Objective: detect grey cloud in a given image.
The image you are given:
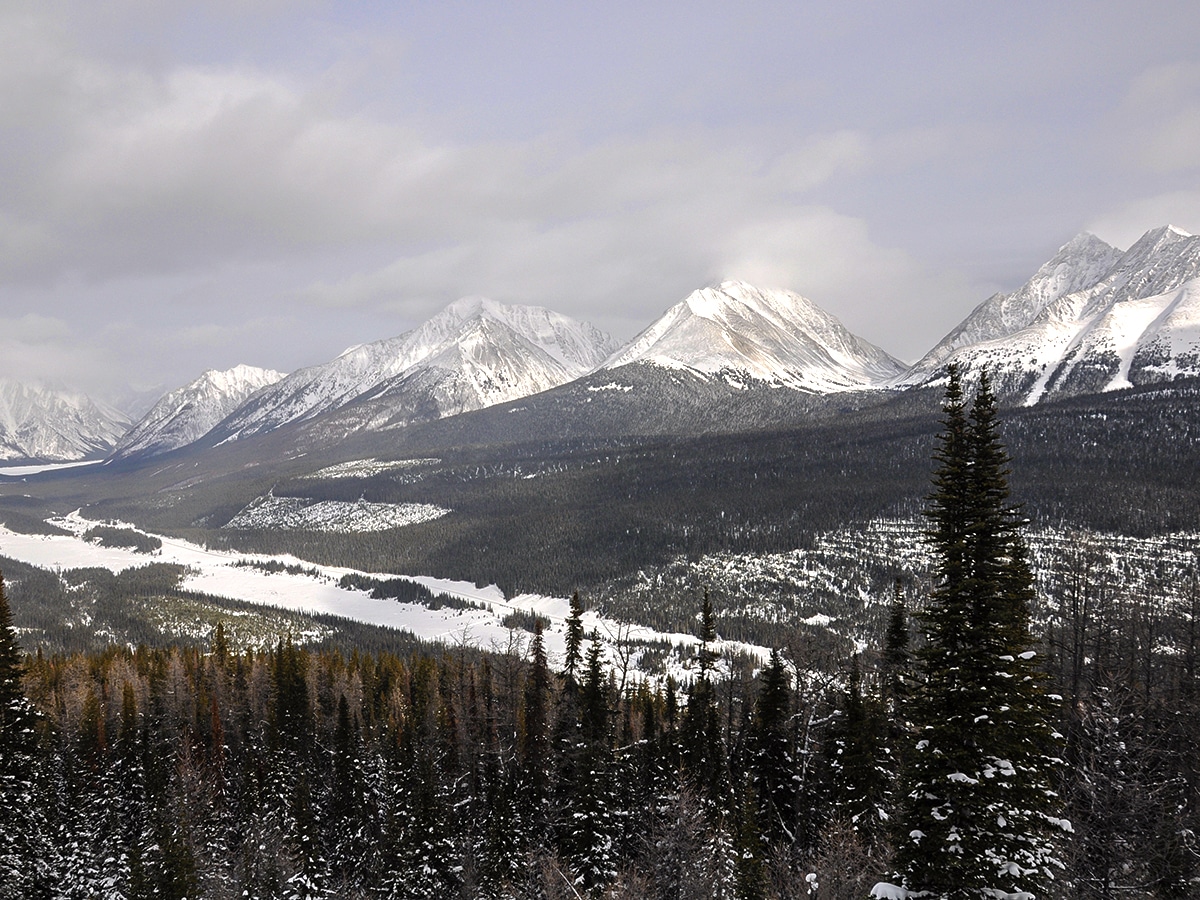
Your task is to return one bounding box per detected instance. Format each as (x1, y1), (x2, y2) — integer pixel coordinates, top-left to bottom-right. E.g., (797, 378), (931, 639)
(1114, 63), (1200, 174)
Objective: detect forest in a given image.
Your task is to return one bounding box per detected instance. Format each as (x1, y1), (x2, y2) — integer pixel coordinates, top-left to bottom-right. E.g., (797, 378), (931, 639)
(0, 374), (1197, 899)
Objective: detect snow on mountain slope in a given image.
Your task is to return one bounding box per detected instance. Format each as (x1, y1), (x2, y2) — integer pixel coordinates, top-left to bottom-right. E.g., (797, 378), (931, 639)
(209, 297), (617, 443)
(904, 232), (1121, 381)
(603, 280), (906, 391)
(908, 226), (1200, 403)
(0, 378), (129, 462)
(109, 364), (285, 461)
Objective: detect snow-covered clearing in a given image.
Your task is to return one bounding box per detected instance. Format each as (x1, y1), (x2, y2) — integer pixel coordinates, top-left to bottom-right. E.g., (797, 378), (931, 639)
(223, 494), (449, 532)
(299, 457), (440, 479)
(0, 512), (767, 673)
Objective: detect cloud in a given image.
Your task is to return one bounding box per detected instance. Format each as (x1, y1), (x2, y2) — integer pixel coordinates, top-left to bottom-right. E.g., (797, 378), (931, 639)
(0, 3), (1013, 386)
(0, 312), (70, 343)
(1115, 62), (1200, 174)
(0, 313), (109, 387)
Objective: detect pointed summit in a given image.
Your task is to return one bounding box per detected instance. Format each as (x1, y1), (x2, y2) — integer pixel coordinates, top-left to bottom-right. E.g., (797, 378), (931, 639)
(904, 232), (1121, 380)
(604, 280), (905, 392)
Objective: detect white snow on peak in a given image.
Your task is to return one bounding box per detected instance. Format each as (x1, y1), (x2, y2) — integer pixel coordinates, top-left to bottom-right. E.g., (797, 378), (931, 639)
(904, 225), (1200, 403)
(210, 297), (618, 441)
(902, 232), (1122, 382)
(604, 280), (905, 392)
(110, 364), (285, 461)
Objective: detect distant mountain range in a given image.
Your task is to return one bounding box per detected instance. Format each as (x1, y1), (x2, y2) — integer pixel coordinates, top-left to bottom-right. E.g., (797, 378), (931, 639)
(0, 378), (128, 463)
(5, 224), (1200, 464)
(202, 297), (619, 450)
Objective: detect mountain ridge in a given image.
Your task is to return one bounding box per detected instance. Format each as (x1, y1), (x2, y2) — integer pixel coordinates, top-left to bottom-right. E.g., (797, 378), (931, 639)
(109, 364), (286, 462)
(205, 297), (618, 446)
(906, 225), (1200, 404)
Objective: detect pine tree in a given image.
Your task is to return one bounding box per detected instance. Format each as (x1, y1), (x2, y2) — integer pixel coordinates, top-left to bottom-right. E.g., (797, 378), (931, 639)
(827, 653), (890, 845)
(522, 618), (551, 780)
(882, 368), (1070, 900)
(699, 588), (717, 676)
(580, 631), (609, 744)
(882, 578), (911, 716)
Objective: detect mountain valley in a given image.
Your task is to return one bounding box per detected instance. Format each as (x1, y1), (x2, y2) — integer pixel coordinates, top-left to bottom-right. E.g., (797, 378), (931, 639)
(1, 226), (1198, 647)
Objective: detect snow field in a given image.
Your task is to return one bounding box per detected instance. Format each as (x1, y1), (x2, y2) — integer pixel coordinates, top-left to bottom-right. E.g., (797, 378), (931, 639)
(0, 512), (766, 681)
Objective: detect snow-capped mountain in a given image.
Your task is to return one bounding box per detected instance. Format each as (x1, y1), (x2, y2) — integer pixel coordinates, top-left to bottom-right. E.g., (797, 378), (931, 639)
(109, 364), (285, 462)
(603, 280), (906, 391)
(0, 378), (129, 463)
(208, 298), (617, 443)
(905, 232), (1123, 380)
(905, 226), (1200, 404)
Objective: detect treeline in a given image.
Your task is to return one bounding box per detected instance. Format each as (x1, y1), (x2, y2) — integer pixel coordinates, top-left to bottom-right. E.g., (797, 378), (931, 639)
(1, 616), (860, 898)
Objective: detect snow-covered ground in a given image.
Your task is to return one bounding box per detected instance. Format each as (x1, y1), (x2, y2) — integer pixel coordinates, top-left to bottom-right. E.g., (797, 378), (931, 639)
(0, 459), (104, 477)
(0, 511), (766, 674)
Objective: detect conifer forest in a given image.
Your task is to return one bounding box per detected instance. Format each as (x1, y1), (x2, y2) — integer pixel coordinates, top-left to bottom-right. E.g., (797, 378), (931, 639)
(2, 374), (1199, 899)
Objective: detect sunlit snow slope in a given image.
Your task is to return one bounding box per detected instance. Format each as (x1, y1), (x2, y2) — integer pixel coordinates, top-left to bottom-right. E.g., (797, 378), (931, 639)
(904, 226), (1200, 403)
(110, 364), (285, 461)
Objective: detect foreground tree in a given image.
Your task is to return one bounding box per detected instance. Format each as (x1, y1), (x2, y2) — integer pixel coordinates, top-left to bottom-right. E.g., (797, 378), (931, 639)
(0, 575), (55, 897)
(878, 368), (1071, 900)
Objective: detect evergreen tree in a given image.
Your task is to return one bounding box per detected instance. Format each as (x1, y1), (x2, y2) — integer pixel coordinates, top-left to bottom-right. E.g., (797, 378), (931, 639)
(882, 578), (911, 716)
(0, 574), (55, 898)
(563, 592), (585, 689)
(580, 631), (609, 744)
(699, 588), (717, 675)
(521, 618), (551, 785)
(884, 368), (1070, 900)
(748, 649), (795, 846)
(826, 654), (890, 845)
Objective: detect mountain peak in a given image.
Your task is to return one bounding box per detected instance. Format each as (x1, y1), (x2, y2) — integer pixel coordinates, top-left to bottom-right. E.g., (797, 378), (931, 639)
(606, 281), (904, 391)
(204, 298), (617, 445)
(903, 231), (1122, 378)
(110, 364), (285, 462)
(901, 223), (1200, 402)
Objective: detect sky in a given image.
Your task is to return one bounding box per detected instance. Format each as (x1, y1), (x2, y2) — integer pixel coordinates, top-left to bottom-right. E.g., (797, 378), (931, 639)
(3, 1), (1200, 408)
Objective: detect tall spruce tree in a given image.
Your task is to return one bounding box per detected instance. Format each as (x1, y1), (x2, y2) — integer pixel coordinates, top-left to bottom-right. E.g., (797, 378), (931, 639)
(563, 592), (585, 689)
(880, 368), (1070, 900)
(748, 649), (795, 846)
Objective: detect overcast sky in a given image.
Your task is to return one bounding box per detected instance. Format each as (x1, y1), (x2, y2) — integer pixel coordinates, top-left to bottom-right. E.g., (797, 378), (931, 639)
(4, 1), (1200, 406)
